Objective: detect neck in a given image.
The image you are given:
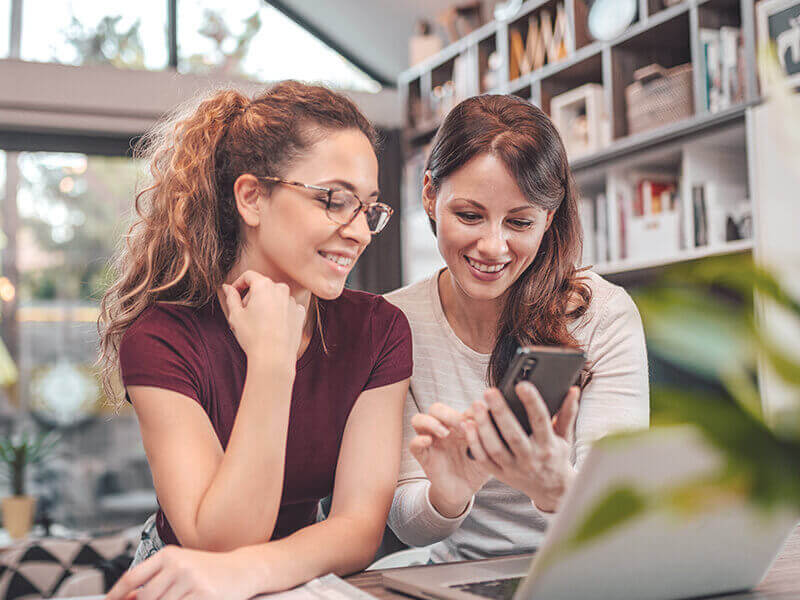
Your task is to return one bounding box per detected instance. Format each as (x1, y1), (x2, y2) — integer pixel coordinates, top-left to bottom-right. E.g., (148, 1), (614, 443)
(437, 269), (505, 354)
(224, 254), (312, 312)
(221, 254), (315, 352)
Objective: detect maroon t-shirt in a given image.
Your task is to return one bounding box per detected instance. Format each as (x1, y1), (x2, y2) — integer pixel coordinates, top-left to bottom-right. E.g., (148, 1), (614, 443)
(118, 289), (412, 546)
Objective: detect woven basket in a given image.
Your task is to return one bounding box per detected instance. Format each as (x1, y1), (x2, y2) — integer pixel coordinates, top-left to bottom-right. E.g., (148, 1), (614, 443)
(625, 63), (693, 135)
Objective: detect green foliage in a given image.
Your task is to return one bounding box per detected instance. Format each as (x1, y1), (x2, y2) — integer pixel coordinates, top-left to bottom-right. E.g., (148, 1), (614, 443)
(0, 432), (60, 496)
(63, 16), (146, 69)
(564, 487), (649, 549)
(551, 253), (800, 560)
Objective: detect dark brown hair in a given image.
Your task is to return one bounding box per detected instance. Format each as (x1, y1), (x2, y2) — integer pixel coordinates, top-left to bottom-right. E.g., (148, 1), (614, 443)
(425, 94), (592, 386)
(99, 80), (378, 402)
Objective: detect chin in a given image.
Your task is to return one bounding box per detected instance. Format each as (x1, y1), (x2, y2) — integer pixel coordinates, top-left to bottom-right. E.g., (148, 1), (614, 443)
(454, 270), (510, 302)
(310, 277), (347, 300)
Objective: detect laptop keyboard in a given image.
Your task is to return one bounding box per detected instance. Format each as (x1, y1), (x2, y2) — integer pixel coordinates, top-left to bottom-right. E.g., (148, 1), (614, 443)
(449, 577), (523, 600)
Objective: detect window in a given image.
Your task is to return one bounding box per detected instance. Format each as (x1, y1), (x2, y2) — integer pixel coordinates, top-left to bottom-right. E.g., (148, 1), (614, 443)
(20, 0), (168, 70)
(0, 0), (9, 58)
(178, 0), (380, 92)
(9, 151), (154, 530)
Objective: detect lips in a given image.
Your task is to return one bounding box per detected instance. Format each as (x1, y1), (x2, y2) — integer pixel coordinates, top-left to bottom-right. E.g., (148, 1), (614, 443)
(465, 256), (509, 273)
(318, 251), (354, 268)
(463, 255), (510, 281)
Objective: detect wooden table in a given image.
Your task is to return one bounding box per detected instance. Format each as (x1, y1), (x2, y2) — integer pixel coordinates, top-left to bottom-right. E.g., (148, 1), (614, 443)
(347, 524), (800, 600)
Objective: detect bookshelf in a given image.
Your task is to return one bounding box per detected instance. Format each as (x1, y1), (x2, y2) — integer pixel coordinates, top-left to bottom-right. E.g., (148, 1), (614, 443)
(398, 0), (763, 285)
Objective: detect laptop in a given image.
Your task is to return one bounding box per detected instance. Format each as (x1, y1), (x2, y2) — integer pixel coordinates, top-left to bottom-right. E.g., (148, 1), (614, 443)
(382, 427), (798, 600)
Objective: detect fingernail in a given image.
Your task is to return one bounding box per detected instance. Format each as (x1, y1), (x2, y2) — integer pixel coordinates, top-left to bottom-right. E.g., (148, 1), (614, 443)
(437, 426), (450, 437)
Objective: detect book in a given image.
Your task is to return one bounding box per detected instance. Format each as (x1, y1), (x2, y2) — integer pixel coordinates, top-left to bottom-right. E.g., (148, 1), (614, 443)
(700, 28), (723, 113)
(595, 193), (609, 263)
(692, 184), (708, 247)
(578, 198), (596, 265)
(720, 26), (745, 106)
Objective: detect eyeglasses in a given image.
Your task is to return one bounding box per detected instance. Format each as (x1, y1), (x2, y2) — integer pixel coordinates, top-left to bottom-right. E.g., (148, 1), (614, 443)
(257, 176), (394, 235)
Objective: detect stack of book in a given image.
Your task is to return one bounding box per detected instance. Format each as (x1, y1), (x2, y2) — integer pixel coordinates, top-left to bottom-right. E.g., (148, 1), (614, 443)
(617, 174), (683, 261)
(699, 26), (746, 113)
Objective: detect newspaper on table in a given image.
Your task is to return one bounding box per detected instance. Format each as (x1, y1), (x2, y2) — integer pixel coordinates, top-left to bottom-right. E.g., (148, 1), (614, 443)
(253, 573), (378, 600)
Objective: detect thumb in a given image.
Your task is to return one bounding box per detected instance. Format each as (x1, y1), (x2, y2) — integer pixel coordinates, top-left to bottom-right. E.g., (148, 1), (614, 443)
(409, 435), (433, 462)
(553, 386), (580, 444)
(221, 284), (243, 320)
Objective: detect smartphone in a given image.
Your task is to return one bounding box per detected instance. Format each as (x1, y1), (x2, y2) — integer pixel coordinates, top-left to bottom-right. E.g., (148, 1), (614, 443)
(468, 346), (585, 457)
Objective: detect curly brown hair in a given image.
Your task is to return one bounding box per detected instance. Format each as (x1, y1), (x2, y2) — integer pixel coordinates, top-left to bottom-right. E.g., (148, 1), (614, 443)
(98, 81), (378, 403)
(424, 94), (592, 386)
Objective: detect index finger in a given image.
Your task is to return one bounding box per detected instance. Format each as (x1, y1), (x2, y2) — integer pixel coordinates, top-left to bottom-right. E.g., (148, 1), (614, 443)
(427, 402), (465, 430)
(515, 381), (555, 443)
(105, 553), (163, 600)
(230, 270), (270, 293)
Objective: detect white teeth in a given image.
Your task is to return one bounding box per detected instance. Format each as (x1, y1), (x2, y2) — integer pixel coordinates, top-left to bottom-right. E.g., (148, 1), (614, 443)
(466, 257), (507, 273)
(320, 252), (353, 267)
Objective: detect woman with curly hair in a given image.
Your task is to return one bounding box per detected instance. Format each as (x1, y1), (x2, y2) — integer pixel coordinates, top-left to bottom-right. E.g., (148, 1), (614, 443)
(100, 81), (411, 598)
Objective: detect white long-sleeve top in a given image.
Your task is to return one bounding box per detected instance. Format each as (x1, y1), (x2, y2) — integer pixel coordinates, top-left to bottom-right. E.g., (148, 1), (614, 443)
(384, 270), (650, 562)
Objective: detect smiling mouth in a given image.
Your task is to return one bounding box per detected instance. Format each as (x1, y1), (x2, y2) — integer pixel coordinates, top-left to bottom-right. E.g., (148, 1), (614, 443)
(465, 256), (509, 273)
(319, 251), (354, 268)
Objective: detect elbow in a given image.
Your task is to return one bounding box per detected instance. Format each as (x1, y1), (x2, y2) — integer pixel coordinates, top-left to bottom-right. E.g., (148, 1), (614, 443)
(179, 513), (277, 553)
(389, 522), (443, 548)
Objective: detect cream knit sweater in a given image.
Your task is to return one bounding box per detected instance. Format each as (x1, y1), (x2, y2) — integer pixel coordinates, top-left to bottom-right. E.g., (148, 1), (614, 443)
(384, 270), (650, 562)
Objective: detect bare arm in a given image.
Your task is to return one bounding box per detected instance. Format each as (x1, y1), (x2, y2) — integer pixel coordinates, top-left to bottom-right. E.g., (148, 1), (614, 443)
(130, 357), (294, 551)
(130, 272), (306, 552)
(244, 377), (409, 588)
(107, 378), (409, 600)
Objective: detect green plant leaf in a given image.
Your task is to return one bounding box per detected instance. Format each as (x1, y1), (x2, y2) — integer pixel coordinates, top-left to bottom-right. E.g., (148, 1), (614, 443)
(565, 486), (649, 549)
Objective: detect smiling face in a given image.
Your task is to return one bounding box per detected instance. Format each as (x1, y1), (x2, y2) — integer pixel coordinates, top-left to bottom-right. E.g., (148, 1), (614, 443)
(425, 152), (554, 303)
(234, 128), (379, 300)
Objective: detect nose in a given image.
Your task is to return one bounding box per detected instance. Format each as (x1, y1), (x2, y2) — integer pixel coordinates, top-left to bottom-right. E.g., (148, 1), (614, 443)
(476, 223), (508, 258)
(339, 209), (372, 247)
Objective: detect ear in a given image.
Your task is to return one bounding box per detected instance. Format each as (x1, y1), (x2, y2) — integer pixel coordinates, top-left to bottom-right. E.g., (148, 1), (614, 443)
(422, 171), (437, 221)
(544, 209), (555, 231)
(233, 174), (262, 228)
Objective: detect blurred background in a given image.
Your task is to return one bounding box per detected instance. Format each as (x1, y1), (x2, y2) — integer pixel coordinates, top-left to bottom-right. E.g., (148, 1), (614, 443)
(0, 0), (797, 542)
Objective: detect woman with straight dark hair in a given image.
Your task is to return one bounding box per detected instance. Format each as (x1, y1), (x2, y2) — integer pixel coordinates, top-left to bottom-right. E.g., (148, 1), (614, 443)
(386, 94), (649, 562)
(100, 81), (412, 598)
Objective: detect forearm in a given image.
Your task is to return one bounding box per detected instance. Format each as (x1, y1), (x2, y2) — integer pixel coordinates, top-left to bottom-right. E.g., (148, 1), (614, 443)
(190, 363), (294, 551)
(388, 479), (471, 547)
(236, 514), (384, 595)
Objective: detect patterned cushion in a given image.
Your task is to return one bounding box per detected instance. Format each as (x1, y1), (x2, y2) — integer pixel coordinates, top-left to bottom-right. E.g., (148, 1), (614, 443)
(0, 534), (136, 599)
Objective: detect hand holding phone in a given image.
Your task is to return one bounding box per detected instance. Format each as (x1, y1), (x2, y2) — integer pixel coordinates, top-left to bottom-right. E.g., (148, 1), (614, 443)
(467, 346), (585, 457)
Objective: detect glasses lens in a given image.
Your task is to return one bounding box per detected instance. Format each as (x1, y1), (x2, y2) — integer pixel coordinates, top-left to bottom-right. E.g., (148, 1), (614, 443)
(327, 190), (360, 225)
(365, 204), (392, 234)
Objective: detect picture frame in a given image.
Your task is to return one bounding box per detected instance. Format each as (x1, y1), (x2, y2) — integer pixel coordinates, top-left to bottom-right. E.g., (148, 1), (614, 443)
(550, 83), (610, 159)
(756, 0), (800, 90)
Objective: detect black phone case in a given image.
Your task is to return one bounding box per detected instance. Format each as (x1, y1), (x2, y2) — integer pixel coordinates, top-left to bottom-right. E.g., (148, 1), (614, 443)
(498, 346), (586, 434)
(467, 346), (586, 458)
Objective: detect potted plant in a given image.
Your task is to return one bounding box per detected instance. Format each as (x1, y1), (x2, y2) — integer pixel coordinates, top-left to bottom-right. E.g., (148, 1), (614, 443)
(0, 431), (59, 539)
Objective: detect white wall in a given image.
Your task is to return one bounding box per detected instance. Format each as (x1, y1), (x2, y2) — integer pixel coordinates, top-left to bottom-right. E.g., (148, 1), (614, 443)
(0, 59), (401, 139)
(749, 95), (800, 421)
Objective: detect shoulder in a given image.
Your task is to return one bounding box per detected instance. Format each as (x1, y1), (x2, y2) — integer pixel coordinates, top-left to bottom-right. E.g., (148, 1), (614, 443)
(329, 288), (410, 337)
(570, 271), (642, 340)
(120, 302), (205, 362)
(123, 302), (201, 340)
(384, 275), (436, 317)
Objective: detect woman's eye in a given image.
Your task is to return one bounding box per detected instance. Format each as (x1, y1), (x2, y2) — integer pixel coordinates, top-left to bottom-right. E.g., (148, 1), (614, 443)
(456, 212), (481, 222)
(508, 219), (533, 230)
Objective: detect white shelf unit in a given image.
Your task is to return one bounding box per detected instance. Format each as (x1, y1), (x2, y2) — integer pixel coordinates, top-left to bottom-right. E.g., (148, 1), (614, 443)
(399, 0), (761, 283)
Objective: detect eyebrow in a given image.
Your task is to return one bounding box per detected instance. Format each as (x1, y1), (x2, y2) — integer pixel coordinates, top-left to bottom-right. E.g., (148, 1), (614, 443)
(317, 179), (380, 198)
(455, 198), (535, 214)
